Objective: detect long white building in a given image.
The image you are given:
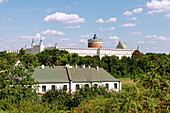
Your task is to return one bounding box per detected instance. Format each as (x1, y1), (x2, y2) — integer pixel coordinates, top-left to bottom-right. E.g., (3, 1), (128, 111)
(25, 34), (135, 59)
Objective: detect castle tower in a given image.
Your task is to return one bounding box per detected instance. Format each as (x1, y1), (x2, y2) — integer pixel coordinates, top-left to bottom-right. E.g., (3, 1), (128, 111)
(39, 37), (44, 52)
(31, 38), (34, 48)
(88, 34), (103, 48)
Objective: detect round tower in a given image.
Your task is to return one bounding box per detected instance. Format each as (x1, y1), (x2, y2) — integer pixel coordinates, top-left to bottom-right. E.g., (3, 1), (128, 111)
(88, 34), (103, 48)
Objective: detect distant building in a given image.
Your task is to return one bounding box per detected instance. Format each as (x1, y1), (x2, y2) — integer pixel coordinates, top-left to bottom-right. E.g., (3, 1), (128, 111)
(25, 34), (135, 59)
(3, 49), (11, 53)
(32, 65), (121, 94)
(13, 49), (19, 54)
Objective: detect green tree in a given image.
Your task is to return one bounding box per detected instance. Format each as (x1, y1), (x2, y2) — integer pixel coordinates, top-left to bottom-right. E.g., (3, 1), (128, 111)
(0, 64), (38, 102)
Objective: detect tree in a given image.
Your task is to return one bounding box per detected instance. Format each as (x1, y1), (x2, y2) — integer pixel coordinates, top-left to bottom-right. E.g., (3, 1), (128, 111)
(0, 64), (38, 102)
(18, 48), (25, 57)
(132, 50), (143, 60)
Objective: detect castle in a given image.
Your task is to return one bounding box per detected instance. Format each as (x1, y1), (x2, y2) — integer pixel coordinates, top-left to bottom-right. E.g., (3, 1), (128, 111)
(25, 34), (135, 59)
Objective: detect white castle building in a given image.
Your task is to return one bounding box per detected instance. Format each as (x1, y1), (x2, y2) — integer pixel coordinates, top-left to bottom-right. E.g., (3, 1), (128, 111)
(25, 34), (135, 59)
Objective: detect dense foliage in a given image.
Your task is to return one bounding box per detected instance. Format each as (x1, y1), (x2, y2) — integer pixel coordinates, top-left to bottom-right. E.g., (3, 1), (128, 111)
(0, 49), (169, 112)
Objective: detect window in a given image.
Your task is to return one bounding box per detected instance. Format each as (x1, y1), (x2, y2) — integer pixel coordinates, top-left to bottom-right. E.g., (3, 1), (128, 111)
(114, 83), (117, 89)
(85, 84), (89, 91)
(63, 85), (67, 90)
(94, 84), (98, 88)
(42, 86), (46, 92)
(51, 85), (55, 91)
(105, 84), (109, 89)
(76, 84), (80, 91)
(85, 84), (89, 88)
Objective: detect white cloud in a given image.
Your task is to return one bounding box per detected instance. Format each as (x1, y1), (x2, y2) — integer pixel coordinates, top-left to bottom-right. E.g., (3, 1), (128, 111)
(145, 35), (170, 40)
(20, 33), (45, 40)
(138, 41), (145, 44)
(59, 38), (70, 41)
(153, 47), (159, 50)
(108, 27), (115, 31)
(120, 23), (136, 27)
(41, 29), (64, 36)
(109, 36), (120, 40)
(99, 27), (105, 31)
(164, 13), (170, 19)
(96, 18), (104, 23)
(123, 8), (143, 16)
(146, 0), (170, 15)
(96, 17), (117, 23)
(130, 32), (142, 35)
(2, 18), (11, 22)
(44, 12), (85, 24)
(123, 11), (132, 16)
(147, 41), (155, 44)
(127, 17), (137, 20)
(133, 8), (143, 14)
(79, 39), (87, 43)
(81, 35), (90, 38)
(0, 0), (8, 4)
(64, 26), (80, 29)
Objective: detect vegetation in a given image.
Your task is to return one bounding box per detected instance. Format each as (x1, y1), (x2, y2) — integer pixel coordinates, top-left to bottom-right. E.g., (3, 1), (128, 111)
(0, 49), (169, 112)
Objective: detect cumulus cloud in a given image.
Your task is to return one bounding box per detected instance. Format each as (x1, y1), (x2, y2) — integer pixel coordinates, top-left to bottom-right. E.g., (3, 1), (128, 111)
(133, 8), (143, 14)
(146, 0), (170, 15)
(64, 26), (80, 29)
(2, 18), (11, 22)
(20, 33), (45, 40)
(109, 36), (120, 40)
(120, 23), (136, 27)
(138, 41), (145, 44)
(145, 35), (170, 40)
(108, 27), (115, 31)
(41, 29), (64, 36)
(99, 27), (105, 31)
(123, 8), (143, 16)
(147, 41), (155, 44)
(130, 32), (143, 35)
(0, 0), (8, 4)
(164, 13), (170, 19)
(79, 39), (87, 43)
(96, 17), (117, 23)
(81, 35), (90, 38)
(44, 12), (85, 24)
(59, 38), (70, 41)
(127, 17), (137, 20)
(123, 11), (133, 16)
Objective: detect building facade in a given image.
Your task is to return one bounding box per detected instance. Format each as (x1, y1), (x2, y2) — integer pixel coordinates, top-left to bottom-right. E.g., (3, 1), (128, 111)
(25, 34), (135, 59)
(32, 65), (121, 94)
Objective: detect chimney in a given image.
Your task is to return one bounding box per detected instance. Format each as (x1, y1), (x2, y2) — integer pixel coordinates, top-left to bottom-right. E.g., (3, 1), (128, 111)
(41, 65), (45, 69)
(96, 66), (99, 70)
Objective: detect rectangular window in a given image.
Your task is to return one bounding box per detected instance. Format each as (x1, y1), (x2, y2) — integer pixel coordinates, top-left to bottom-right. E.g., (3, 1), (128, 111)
(63, 85), (67, 90)
(85, 84), (89, 88)
(42, 86), (46, 92)
(105, 84), (109, 89)
(114, 83), (117, 89)
(51, 85), (55, 91)
(76, 84), (80, 91)
(94, 84), (98, 88)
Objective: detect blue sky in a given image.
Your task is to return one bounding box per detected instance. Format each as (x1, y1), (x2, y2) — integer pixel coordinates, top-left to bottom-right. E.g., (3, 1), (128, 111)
(0, 0), (170, 53)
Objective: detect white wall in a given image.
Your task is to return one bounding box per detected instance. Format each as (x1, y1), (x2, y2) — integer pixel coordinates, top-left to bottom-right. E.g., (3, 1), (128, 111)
(70, 81), (121, 93)
(34, 81), (121, 94)
(35, 83), (69, 93)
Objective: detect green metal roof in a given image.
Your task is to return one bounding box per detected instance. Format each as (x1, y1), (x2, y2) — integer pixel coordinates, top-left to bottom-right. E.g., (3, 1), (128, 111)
(121, 43), (128, 49)
(67, 67), (120, 82)
(32, 66), (69, 83)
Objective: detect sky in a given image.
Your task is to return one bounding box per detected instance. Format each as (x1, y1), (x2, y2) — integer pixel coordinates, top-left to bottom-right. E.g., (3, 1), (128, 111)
(0, 0), (170, 53)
